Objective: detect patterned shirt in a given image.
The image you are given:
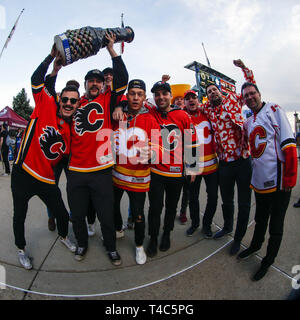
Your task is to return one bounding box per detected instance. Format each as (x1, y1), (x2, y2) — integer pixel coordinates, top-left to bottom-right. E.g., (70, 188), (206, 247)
(202, 68), (255, 162)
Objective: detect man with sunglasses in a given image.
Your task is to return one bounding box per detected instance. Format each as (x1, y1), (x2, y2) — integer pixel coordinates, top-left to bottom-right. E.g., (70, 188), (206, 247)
(66, 32), (128, 265)
(11, 45), (79, 270)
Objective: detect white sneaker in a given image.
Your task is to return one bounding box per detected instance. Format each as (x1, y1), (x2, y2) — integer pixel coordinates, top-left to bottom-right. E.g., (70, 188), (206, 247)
(136, 246), (147, 265)
(116, 229), (125, 239)
(2, 173), (8, 176)
(87, 223), (96, 237)
(59, 236), (76, 252)
(17, 250), (32, 270)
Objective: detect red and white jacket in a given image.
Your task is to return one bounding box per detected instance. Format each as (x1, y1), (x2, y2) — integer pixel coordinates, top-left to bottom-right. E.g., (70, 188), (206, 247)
(112, 105), (161, 192)
(68, 56), (128, 172)
(15, 55), (71, 184)
(185, 108), (218, 175)
(244, 102), (297, 193)
(146, 103), (197, 178)
(202, 67), (254, 162)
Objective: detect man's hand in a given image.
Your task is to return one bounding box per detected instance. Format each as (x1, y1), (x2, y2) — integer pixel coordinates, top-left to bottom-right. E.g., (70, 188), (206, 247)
(51, 53), (63, 76)
(50, 44), (57, 58)
(112, 106), (124, 121)
(138, 146), (152, 164)
(233, 59), (246, 69)
(283, 186), (292, 192)
(161, 74), (170, 83)
(106, 31), (118, 58)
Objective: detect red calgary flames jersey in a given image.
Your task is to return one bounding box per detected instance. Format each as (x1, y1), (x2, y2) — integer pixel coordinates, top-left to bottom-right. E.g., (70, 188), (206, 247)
(146, 103), (197, 177)
(112, 106), (161, 192)
(15, 58), (71, 184)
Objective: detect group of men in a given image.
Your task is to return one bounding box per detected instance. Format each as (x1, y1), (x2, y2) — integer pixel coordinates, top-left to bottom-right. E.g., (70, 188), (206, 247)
(11, 33), (297, 282)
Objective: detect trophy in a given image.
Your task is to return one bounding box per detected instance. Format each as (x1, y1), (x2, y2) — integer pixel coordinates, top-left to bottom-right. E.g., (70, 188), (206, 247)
(54, 26), (134, 66)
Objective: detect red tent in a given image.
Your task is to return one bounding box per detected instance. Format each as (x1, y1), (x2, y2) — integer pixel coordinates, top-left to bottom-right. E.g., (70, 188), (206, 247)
(0, 106), (28, 129)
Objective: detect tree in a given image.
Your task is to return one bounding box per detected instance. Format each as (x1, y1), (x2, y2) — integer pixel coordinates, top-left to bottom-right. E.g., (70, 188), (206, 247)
(12, 88), (33, 121)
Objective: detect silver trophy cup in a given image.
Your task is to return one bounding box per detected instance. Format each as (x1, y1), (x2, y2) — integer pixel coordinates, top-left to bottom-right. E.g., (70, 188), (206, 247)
(54, 26), (134, 66)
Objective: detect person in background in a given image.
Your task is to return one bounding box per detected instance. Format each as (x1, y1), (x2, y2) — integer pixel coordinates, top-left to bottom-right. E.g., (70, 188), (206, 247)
(0, 123), (11, 176)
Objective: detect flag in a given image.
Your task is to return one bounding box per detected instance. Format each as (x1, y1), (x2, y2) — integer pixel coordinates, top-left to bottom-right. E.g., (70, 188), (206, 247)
(120, 13), (125, 55)
(0, 8), (25, 59)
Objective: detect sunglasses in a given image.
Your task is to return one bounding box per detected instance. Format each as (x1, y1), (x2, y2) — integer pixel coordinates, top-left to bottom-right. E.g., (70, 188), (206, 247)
(61, 97), (78, 105)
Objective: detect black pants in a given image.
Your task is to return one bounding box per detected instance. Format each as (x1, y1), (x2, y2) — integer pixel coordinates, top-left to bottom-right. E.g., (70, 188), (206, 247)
(1, 148), (10, 174)
(11, 165), (69, 249)
(180, 177), (189, 214)
(189, 171), (219, 229)
(148, 173), (183, 237)
(67, 169), (116, 251)
(250, 190), (291, 266)
(218, 157), (252, 242)
(114, 186), (146, 246)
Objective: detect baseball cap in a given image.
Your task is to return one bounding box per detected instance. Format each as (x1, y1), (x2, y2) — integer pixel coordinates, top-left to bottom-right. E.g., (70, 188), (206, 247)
(102, 67), (113, 75)
(151, 81), (172, 93)
(128, 79), (146, 92)
(184, 90), (197, 99)
(84, 69), (104, 81)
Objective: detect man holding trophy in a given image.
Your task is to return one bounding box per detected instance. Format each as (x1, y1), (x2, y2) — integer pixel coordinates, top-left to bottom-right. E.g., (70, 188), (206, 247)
(49, 25), (132, 265)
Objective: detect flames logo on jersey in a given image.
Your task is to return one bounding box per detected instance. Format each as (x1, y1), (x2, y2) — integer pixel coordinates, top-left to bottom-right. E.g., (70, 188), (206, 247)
(159, 124), (181, 151)
(74, 102), (104, 136)
(39, 126), (66, 160)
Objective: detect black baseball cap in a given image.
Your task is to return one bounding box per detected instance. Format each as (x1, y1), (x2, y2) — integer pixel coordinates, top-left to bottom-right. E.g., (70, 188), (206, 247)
(84, 69), (104, 81)
(102, 67), (113, 75)
(151, 81), (172, 93)
(128, 79), (146, 92)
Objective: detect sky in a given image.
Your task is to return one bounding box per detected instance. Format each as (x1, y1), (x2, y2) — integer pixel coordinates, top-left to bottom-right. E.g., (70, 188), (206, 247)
(0, 0), (300, 115)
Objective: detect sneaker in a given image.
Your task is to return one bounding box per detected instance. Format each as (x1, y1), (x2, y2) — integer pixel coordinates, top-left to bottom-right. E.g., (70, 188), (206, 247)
(213, 228), (232, 239)
(59, 236), (76, 252)
(48, 217), (56, 231)
(2, 173), (8, 177)
(179, 212), (187, 225)
(202, 227), (213, 239)
(186, 226), (198, 237)
(127, 217), (134, 229)
(136, 246), (147, 265)
(159, 233), (170, 252)
(229, 241), (241, 255)
(252, 264), (270, 281)
(237, 247), (259, 260)
(146, 237), (158, 257)
(108, 251), (122, 266)
(116, 229), (125, 239)
(75, 246), (88, 261)
(17, 250), (32, 270)
(87, 223), (96, 237)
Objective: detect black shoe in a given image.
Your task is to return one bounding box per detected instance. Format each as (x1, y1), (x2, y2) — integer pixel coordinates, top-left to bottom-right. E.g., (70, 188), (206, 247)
(213, 228), (232, 239)
(230, 241), (241, 255)
(74, 246), (88, 261)
(107, 251), (122, 266)
(146, 237), (158, 257)
(186, 226), (198, 237)
(159, 233), (171, 252)
(202, 227), (213, 239)
(48, 217), (56, 231)
(237, 247), (259, 260)
(252, 264), (270, 281)
(293, 200), (300, 208)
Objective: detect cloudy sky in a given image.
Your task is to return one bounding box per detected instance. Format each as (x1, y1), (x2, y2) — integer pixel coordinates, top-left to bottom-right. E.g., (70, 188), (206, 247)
(0, 0), (300, 113)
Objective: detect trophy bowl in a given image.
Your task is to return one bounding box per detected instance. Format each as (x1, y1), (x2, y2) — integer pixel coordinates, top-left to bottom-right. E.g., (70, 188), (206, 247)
(54, 26), (134, 66)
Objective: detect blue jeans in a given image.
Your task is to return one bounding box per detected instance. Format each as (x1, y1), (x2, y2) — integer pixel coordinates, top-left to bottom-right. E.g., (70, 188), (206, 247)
(218, 157), (252, 242)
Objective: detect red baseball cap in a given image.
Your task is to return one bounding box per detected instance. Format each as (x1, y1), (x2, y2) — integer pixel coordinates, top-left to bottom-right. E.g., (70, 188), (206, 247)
(184, 90), (197, 99)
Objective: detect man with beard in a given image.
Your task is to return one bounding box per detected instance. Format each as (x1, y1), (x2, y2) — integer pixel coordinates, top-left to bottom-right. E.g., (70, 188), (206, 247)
(12, 46), (78, 270)
(202, 59), (255, 255)
(66, 31), (128, 265)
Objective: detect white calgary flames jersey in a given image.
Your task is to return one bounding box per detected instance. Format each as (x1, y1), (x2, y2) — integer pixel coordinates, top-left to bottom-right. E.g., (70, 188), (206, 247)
(244, 103), (297, 193)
